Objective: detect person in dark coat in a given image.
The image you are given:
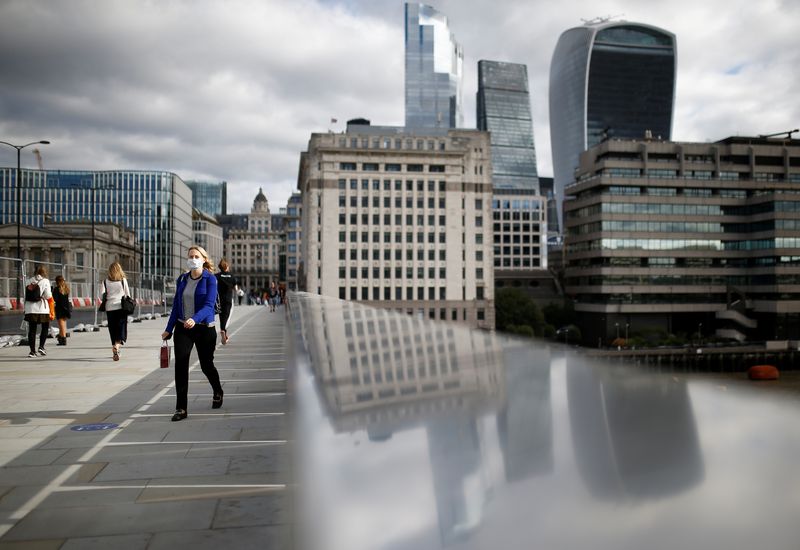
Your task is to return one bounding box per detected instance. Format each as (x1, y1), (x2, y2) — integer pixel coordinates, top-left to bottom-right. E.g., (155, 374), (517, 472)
(53, 275), (72, 346)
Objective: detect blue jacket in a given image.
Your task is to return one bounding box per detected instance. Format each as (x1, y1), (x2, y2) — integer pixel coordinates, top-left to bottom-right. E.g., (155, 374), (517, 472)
(164, 270), (218, 334)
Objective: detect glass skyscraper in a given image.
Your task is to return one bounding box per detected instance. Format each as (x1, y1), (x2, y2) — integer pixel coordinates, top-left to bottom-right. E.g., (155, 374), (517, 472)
(404, 2), (463, 129)
(477, 60), (539, 194)
(549, 21), (676, 231)
(186, 180), (227, 217)
(0, 168), (192, 277)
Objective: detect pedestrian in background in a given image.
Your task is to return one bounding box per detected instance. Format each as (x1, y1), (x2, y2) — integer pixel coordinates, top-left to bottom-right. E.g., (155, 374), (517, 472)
(267, 281), (278, 312)
(23, 265), (52, 358)
(237, 287), (244, 306)
(52, 275), (72, 346)
(103, 261), (131, 361)
(161, 245), (223, 422)
(215, 258), (238, 345)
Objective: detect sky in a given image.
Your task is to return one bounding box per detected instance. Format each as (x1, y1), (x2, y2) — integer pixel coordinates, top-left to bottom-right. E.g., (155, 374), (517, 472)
(1, 0), (798, 214)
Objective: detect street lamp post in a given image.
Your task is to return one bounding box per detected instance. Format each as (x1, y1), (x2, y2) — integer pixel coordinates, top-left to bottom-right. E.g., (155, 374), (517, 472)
(615, 322), (619, 339)
(0, 140), (50, 308)
(625, 323), (630, 341)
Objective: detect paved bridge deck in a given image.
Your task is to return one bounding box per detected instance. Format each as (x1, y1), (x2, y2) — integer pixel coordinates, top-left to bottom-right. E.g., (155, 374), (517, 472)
(0, 304), (292, 549)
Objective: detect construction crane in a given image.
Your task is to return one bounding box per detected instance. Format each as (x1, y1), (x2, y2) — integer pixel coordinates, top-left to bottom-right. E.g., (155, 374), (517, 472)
(32, 148), (43, 170)
(758, 129), (799, 140)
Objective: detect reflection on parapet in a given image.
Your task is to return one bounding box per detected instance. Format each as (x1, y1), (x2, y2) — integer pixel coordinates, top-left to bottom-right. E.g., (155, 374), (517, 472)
(567, 356), (705, 500)
(497, 344), (553, 481)
(291, 295), (504, 545)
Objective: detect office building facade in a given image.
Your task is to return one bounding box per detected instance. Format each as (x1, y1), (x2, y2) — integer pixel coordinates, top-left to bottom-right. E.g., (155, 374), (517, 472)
(0, 168), (192, 280)
(186, 180), (227, 217)
(285, 192), (302, 291)
(477, 60), (539, 193)
(225, 188), (282, 293)
(405, 3), (464, 129)
(563, 135), (800, 343)
(298, 120), (494, 329)
(550, 21), (676, 232)
(192, 208), (223, 265)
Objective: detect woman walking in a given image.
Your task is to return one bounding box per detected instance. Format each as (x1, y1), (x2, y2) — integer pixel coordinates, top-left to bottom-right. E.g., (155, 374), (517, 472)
(161, 245), (223, 422)
(103, 262), (131, 361)
(52, 275), (72, 346)
(23, 265), (52, 358)
(215, 259), (238, 345)
(267, 281), (278, 312)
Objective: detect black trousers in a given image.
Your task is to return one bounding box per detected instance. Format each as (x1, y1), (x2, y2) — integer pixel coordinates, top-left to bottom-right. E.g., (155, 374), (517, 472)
(219, 299), (233, 332)
(173, 324), (222, 411)
(106, 309), (128, 344)
(28, 321), (49, 352)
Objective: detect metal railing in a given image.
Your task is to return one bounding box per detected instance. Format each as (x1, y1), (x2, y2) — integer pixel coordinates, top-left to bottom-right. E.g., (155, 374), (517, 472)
(0, 255), (173, 321)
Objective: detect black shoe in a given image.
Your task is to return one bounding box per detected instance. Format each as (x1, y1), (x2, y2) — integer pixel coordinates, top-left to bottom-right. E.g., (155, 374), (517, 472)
(37, 347), (47, 356)
(212, 391), (224, 409)
(171, 409), (187, 421)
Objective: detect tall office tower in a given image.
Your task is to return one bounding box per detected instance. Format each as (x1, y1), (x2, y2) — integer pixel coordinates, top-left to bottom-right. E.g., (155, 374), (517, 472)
(477, 60), (539, 193)
(186, 180), (227, 217)
(298, 119), (494, 330)
(405, 3), (464, 129)
(549, 20), (676, 231)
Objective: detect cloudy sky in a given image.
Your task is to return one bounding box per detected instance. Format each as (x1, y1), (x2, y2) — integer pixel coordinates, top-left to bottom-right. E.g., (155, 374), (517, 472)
(1, 0), (797, 214)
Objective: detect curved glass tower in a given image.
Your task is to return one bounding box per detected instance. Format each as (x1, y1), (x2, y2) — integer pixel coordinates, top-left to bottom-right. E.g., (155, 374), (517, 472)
(549, 21), (676, 231)
(405, 3), (464, 129)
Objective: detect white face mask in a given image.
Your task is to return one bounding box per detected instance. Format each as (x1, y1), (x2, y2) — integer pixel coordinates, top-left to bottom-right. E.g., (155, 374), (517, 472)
(186, 258), (204, 270)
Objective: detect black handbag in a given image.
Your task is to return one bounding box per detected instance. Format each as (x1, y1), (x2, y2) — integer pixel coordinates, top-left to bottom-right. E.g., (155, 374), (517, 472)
(121, 295), (136, 315)
(98, 293), (107, 312)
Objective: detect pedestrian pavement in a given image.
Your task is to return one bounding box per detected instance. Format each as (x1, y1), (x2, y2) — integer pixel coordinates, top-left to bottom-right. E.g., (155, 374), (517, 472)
(0, 304), (292, 549)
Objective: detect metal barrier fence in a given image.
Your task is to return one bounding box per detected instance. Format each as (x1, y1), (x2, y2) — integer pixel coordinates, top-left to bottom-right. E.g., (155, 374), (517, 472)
(0, 255), (173, 320)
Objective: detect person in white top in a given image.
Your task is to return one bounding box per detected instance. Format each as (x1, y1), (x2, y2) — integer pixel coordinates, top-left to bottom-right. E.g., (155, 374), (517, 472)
(23, 265), (52, 358)
(103, 261), (131, 361)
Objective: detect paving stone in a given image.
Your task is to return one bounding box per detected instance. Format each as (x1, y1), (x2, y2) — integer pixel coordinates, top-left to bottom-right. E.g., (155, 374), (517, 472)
(93, 457), (229, 482)
(213, 493), (292, 528)
(60, 533), (152, 550)
(147, 525), (291, 550)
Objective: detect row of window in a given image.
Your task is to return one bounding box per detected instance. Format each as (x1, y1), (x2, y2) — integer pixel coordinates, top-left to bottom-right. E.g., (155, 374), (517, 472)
(337, 266), (488, 281)
(338, 195), (447, 209)
(339, 162), (446, 173)
(338, 286), (486, 302)
(338, 248), (452, 261)
(567, 200), (800, 219)
(568, 274), (800, 286)
(339, 178), (448, 192)
(339, 213), (447, 227)
(596, 168), (800, 182)
(336, 231), (485, 244)
(570, 219), (800, 235)
(567, 237), (800, 253)
(568, 255), (800, 268)
(337, 136), (447, 152)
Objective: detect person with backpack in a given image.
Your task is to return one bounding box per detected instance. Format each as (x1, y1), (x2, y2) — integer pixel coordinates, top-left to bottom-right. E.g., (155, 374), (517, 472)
(52, 275), (73, 346)
(23, 265), (52, 358)
(103, 262), (131, 361)
(161, 245), (223, 422)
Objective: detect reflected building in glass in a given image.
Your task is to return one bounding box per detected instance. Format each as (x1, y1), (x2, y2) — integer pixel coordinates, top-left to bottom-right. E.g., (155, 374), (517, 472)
(549, 20), (676, 232)
(405, 3), (463, 129)
(185, 180), (227, 217)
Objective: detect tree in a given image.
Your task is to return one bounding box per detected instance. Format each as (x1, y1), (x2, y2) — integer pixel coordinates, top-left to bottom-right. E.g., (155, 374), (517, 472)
(495, 288), (545, 336)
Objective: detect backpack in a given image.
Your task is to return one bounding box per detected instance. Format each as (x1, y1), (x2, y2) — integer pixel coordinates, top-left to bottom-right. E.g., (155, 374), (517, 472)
(25, 281), (41, 302)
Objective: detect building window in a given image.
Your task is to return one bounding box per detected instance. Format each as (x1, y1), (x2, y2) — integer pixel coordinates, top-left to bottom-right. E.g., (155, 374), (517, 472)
(340, 162), (356, 171)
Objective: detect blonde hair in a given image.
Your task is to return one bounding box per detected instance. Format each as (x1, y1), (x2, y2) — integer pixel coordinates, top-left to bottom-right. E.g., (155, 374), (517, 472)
(188, 245), (215, 272)
(35, 265), (48, 278)
(107, 261), (126, 281)
(55, 275), (70, 295)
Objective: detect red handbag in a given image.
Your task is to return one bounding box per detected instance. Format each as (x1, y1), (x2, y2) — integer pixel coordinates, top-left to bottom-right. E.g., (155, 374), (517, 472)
(160, 340), (171, 368)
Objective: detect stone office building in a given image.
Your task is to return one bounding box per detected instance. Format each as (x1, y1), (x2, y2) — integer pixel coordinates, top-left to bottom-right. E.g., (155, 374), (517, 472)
(298, 119), (495, 329)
